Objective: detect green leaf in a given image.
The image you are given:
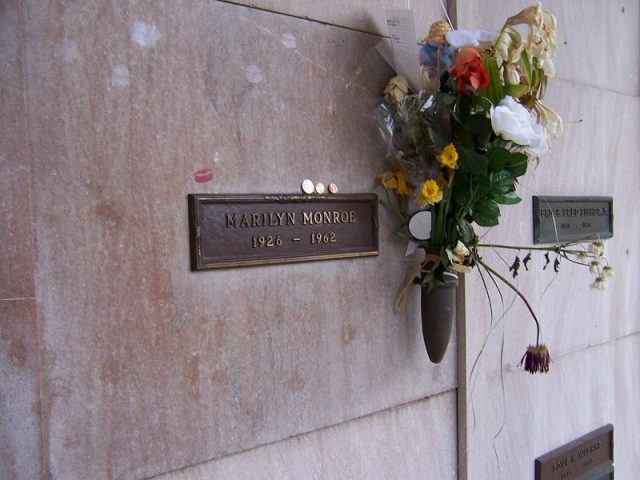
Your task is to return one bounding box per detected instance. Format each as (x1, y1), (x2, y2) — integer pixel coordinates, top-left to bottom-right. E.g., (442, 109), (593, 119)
(482, 57), (504, 106)
(505, 152), (529, 177)
(455, 113), (493, 136)
(457, 147), (489, 176)
(495, 191), (522, 205)
(457, 219), (477, 244)
(490, 170), (515, 195)
(521, 50), (532, 86)
(472, 199), (500, 226)
(456, 94), (472, 117)
(428, 127), (448, 149)
(436, 92), (456, 107)
(451, 176), (471, 206)
(487, 147), (510, 172)
(472, 175), (491, 196)
(452, 127), (475, 149)
(504, 84), (528, 99)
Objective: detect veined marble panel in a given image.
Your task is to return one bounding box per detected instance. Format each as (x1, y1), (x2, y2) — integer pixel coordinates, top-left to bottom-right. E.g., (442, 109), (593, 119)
(0, 4), (41, 477)
(0, 300), (42, 480)
(22, 1), (456, 478)
(153, 390), (458, 480)
(461, 334), (639, 479)
(456, 0), (640, 96)
(0, 1), (34, 300)
(462, 80), (640, 377)
(229, 0), (451, 38)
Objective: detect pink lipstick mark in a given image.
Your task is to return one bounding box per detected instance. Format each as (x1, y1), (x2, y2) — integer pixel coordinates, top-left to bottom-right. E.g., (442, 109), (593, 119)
(194, 167), (213, 183)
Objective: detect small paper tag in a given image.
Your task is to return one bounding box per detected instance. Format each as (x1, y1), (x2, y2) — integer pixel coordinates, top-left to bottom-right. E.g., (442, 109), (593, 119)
(384, 9), (421, 92)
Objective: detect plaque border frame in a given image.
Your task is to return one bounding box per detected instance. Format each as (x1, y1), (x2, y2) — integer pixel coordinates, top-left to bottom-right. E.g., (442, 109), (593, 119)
(534, 424), (614, 480)
(532, 195), (614, 244)
(188, 193), (379, 271)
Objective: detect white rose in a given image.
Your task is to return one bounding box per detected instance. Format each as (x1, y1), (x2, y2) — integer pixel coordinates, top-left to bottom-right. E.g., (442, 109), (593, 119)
(490, 96), (548, 156)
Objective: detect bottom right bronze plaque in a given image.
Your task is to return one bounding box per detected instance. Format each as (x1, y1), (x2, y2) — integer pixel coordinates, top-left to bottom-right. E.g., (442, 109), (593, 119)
(535, 424), (613, 480)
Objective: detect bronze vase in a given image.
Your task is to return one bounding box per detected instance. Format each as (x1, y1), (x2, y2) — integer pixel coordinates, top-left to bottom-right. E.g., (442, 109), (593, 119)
(421, 271), (458, 363)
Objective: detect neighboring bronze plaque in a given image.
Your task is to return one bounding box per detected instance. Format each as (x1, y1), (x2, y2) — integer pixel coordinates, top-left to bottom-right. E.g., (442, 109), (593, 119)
(535, 424), (614, 480)
(533, 196), (613, 244)
(188, 194), (378, 270)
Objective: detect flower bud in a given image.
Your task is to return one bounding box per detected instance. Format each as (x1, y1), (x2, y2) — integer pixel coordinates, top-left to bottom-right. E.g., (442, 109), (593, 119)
(591, 277), (607, 291)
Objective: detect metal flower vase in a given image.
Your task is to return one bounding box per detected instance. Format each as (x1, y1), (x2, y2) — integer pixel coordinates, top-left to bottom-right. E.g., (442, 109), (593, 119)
(421, 271), (458, 363)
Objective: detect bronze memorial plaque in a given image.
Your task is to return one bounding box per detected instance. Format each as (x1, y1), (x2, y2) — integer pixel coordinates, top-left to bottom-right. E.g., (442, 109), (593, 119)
(188, 194), (379, 270)
(533, 196), (613, 244)
(535, 424), (614, 480)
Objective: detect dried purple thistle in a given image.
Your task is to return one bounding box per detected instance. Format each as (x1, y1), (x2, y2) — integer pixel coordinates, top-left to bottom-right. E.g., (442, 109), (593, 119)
(519, 344), (551, 374)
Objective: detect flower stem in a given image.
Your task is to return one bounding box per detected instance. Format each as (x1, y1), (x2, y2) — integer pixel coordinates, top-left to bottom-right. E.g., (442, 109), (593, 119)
(475, 256), (541, 346)
(477, 243), (560, 251)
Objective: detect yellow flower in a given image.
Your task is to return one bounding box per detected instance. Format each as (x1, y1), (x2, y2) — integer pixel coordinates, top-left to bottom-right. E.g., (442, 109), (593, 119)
(378, 170), (412, 196)
(438, 143), (458, 168)
(417, 179), (443, 205)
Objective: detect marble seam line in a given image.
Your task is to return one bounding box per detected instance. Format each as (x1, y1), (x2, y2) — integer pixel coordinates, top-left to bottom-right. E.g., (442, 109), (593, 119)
(17, 1), (48, 475)
(483, 330), (640, 381)
(221, 1), (639, 99)
(144, 387), (457, 479)
(214, 0), (386, 37)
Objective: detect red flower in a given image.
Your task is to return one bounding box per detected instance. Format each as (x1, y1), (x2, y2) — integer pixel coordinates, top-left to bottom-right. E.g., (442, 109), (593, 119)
(450, 47), (489, 94)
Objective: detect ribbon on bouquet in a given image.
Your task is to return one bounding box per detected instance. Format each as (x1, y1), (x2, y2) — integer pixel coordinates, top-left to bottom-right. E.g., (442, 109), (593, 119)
(394, 252), (440, 312)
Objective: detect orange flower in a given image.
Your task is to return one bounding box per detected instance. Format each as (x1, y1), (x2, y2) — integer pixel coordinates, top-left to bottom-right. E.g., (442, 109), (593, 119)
(450, 47), (489, 93)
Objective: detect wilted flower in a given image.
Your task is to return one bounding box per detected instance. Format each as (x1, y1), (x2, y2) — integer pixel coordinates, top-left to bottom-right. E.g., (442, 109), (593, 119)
(506, 3), (543, 28)
(535, 101), (564, 139)
(589, 260), (600, 274)
(417, 179), (443, 205)
(577, 251), (589, 262)
(384, 76), (410, 105)
(490, 96), (548, 156)
(519, 344), (551, 374)
(378, 170), (413, 196)
(529, 10), (558, 77)
(438, 143), (459, 168)
(447, 241), (474, 273)
(602, 265), (614, 279)
(494, 29), (524, 85)
(591, 277), (607, 291)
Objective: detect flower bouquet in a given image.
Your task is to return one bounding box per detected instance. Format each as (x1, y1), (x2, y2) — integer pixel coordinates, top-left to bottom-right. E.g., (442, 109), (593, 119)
(375, 4), (612, 371)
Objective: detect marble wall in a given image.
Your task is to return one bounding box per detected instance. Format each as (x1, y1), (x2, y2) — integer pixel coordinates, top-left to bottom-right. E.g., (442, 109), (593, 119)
(456, 1), (640, 478)
(2, 1), (638, 479)
(1, 1), (458, 479)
